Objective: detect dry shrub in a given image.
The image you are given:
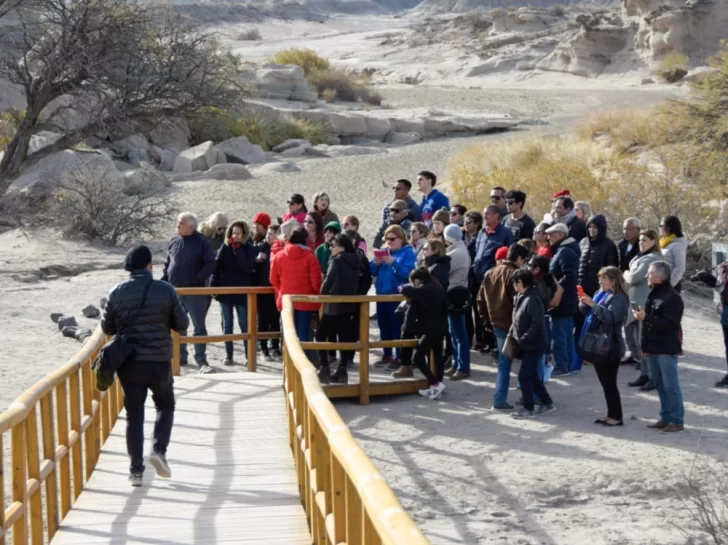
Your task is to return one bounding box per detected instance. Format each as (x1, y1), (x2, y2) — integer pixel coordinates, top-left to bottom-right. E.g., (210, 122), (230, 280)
(236, 28), (261, 41)
(675, 458), (728, 545)
(655, 50), (689, 83)
(322, 88), (337, 103)
(230, 113), (327, 150)
(575, 107), (672, 152)
(0, 109), (23, 151)
(271, 47), (330, 76)
(48, 161), (177, 246)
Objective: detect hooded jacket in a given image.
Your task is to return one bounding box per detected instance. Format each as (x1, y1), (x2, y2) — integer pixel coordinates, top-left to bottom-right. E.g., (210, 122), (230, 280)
(447, 239), (471, 289)
(426, 253), (451, 292)
(578, 215), (619, 297)
(270, 244), (322, 312)
(512, 287), (548, 353)
(321, 252), (360, 315)
(661, 235), (687, 288)
(102, 269), (189, 363)
(549, 236), (581, 318)
(370, 245), (417, 295)
(211, 222), (258, 305)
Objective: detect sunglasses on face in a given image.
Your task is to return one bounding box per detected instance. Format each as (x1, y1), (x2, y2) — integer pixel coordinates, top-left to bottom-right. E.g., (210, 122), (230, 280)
(385, 236), (398, 242)
(390, 208), (404, 213)
(464, 220), (473, 225)
(490, 195), (503, 201)
(506, 200), (516, 205)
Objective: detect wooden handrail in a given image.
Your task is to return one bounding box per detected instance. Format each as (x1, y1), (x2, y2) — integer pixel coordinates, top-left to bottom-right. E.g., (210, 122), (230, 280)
(0, 326), (123, 545)
(281, 295), (431, 545)
(170, 286), (279, 375)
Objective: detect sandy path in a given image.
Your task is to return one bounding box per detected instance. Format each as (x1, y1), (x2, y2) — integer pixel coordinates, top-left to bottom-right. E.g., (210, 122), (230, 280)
(335, 295), (728, 545)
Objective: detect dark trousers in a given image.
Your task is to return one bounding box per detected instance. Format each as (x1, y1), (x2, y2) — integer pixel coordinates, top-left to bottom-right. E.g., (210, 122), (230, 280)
(401, 333), (446, 385)
(258, 293), (280, 351)
(316, 313), (356, 367)
(518, 350), (553, 411)
(470, 282), (483, 345)
(118, 362), (175, 475)
(594, 361), (623, 421)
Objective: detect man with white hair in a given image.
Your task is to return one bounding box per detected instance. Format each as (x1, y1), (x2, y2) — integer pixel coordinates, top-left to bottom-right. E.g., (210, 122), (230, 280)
(574, 201), (592, 223)
(633, 260), (685, 432)
(162, 212), (216, 373)
(618, 217), (641, 272)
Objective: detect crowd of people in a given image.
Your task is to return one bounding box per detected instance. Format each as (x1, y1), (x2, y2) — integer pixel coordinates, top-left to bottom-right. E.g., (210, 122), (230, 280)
(152, 169), (722, 432)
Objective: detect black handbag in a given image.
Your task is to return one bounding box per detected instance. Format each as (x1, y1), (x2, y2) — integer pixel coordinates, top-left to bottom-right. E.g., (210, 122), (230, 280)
(578, 323), (617, 365)
(93, 279), (152, 390)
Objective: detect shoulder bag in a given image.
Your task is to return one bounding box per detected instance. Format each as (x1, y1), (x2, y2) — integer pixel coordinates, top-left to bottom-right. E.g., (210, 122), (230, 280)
(93, 279), (153, 391)
(577, 321), (618, 365)
(502, 325), (521, 360)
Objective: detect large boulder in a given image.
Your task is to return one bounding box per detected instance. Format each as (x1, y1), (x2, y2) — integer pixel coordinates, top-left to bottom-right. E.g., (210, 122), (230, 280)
(110, 134), (152, 166)
(123, 163), (170, 192)
(9, 149), (123, 198)
(247, 161), (302, 176)
(215, 136), (267, 164)
(364, 117), (392, 141)
(28, 132), (64, 155)
(252, 64), (317, 103)
(173, 141), (224, 173)
(172, 163), (252, 182)
(328, 113), (368, 137)
(272, 139), (311, 153)
(150, 146), (178, 172)
(386, 131), (422, 145)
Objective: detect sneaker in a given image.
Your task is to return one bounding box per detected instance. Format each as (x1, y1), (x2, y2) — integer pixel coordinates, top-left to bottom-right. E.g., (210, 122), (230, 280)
(374, 356), (393, 368)
(149, 452), (171, 478)
(385, 360), (401, 372)
(199, 364), (215, 374)
(449, 371), (470, 381)
(639, 379), (655, 392)
(392, 365), (414, 379)
(223, 355), (234, 366)
(128, 473), (143, 487)
(492, 403), (514, 411)
(661, 423), (684, 433)
(317, 366), (331, 385)
(418, 382), (446, 400)
(535, 404), (556, 416)
(331, 366), (348, 384)
(715, 374), (728, 388)
(551, 368), (570, 377)
(511, 407), (535, 419)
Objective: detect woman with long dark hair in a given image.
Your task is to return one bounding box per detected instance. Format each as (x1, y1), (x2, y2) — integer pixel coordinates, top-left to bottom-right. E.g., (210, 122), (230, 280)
(303, 210), (325, 251)
(578, 266), (629, 426)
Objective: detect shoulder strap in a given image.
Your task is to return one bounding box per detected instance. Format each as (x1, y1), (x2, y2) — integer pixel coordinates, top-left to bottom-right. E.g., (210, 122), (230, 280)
(120, 278), (153, 341)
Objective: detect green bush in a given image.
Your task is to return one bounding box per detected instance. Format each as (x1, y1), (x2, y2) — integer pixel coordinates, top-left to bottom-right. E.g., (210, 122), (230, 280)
(271, 48), (330, 76)
(0, 109), (24, 151)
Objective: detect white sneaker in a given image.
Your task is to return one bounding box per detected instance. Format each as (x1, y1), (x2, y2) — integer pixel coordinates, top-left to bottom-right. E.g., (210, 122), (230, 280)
(149, 452), (172, 478)
(418, 382), (446, 400)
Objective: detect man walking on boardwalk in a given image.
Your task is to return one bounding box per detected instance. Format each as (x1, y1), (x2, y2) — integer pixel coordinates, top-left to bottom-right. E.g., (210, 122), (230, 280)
(102, 245), (189, 486)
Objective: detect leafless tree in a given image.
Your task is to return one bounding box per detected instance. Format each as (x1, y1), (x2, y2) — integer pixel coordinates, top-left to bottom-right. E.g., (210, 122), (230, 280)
(0, 0), (243, 196)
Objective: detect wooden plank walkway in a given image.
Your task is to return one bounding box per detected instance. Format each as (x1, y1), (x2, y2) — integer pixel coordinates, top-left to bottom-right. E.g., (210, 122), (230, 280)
(51, 372), (311, 545)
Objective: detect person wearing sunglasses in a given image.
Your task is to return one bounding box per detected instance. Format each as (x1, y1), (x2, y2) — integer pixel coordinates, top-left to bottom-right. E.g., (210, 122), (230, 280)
(489, 186), (508, 219)
(370, 225), (416, 368)
(503, 190), (535, 241)
(373, 200), (414, 249)
(281, 193), (308, 224)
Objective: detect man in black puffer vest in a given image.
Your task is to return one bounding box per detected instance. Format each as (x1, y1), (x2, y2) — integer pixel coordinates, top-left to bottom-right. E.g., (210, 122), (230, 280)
(102, 245), (189, 487)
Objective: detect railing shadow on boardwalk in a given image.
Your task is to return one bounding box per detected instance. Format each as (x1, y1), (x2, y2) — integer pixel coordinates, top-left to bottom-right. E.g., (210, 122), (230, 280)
(0, 286), (431, 545)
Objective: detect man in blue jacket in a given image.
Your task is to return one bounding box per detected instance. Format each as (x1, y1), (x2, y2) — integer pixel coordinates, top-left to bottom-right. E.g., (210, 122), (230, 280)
(473, 205), (515, 283)
(545, 223), (581, 376)
(417, 171), (449, 227)
(162, 212), (216, 373)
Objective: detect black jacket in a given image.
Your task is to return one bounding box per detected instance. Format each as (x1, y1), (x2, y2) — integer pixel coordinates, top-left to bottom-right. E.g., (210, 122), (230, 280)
(549, 237), (581, 318)
(356, 248), (373, 295)
(211, 241), (257, 305)
(162, 231), (216, 288)
(321, 252), (360, 315)
(567, 215), (587, 242)
(101, 270), (189, 363)
(426, 254), (451, 292)
(578, 215), (620, 296)
(618, 239), (640, 272)
(401, 282), (448, 337)
(254, 241), (272, 287)
(512, 288), (547, 353)
(641, 282), (684, 355)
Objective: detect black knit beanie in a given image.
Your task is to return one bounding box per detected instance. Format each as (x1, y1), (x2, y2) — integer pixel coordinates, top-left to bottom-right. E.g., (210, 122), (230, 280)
(124, 245), (153, 272)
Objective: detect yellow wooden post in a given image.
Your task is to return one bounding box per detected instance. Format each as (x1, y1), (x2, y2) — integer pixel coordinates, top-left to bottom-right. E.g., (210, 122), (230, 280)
(26, 408), (43, 545)
(358, 302), (370, 405)
(56, 381), (71, 518)
(345, 476), (362, 545)
(11, 422), (28, 545)
(69, 372), (83, 500)
(247, 293), (258, 372)
(171, 331), (181, 376)
(40, 394), (59, 540)
(331, 456), (346, 543)
(82, 363), (95, 480)
(0, 434), (5, 545)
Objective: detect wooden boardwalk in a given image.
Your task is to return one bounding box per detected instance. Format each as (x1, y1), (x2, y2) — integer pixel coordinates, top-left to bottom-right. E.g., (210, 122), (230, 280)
(50, 372), (311, 545)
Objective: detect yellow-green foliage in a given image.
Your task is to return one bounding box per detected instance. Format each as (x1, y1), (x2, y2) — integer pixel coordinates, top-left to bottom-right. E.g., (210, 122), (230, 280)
(271, 48), (330, 76)
(654, 50), (689, 83)
(271, 48), (382, 105)
(0, 109), (24, 151)
(575, 108), (672, 152)
(230, 115), (327, 150)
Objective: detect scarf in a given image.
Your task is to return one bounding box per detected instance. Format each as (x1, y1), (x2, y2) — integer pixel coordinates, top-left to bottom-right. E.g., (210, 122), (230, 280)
(660, 234), (676, 249)
(580, 290), (612, 340)
(556, 208), (577, 225)
(229, 238), (242, 249)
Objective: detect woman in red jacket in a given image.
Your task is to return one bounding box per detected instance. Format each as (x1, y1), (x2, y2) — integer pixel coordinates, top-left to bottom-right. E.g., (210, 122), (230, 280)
(270, 227), (322, 344)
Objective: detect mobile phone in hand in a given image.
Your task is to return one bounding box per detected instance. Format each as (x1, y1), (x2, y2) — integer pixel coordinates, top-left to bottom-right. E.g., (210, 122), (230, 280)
(630, 302), (641, 312)
(577, 285), (586, 298)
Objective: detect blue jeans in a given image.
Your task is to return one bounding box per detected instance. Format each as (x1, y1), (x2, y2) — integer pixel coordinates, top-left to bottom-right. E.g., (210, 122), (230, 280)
(448, 313), (470, 373)
(493, 327), (513, 407)
(551, 316), (575, 373)
(220, 302), (247, 355)
(180, 295), (210, 365)
(376, 302), (402, 359)
(294, 310), (315, 343)
(648, 354), (684, 426)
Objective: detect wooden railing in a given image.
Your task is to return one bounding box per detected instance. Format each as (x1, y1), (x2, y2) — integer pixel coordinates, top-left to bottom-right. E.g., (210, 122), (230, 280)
(171, 287), (279, 375)
(0, 326), (121, 545)
(282, 295), (431, 545)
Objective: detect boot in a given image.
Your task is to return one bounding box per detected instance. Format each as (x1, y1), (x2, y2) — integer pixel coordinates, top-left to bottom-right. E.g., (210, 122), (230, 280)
(331, 365), (348, 384)
(628, 375), (649, 388)
(317, 365), (331, 385)
(639, 379), (655, 392)
(715, 373), (728, 388)
(392, 365), (414, 379)
(223, 352), (234, 366)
